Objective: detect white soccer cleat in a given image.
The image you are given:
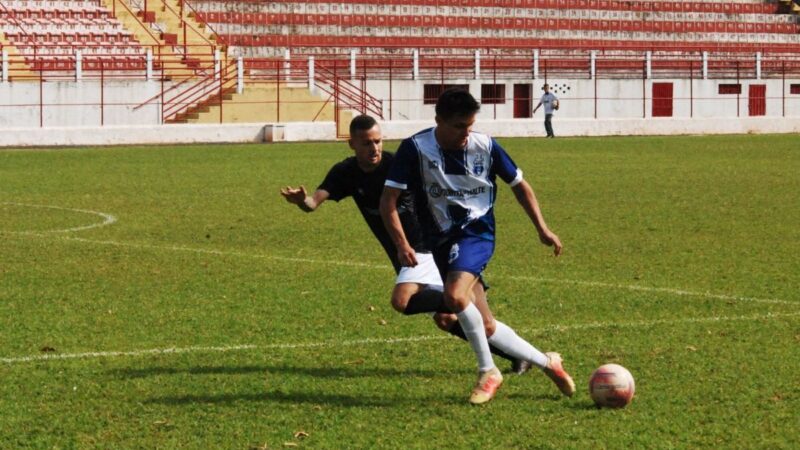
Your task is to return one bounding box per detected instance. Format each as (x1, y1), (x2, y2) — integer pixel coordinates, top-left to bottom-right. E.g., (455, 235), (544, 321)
(543, 352), (576, 397)
(469, 367), (504, 405)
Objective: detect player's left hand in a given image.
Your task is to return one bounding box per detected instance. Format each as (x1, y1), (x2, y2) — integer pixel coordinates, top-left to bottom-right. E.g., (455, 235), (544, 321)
(280, 185), (307, 205)
(539, 229), (563, 256)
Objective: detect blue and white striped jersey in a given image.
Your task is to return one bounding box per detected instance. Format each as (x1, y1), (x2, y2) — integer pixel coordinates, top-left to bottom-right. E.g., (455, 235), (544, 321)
(385, 127), (523, 241)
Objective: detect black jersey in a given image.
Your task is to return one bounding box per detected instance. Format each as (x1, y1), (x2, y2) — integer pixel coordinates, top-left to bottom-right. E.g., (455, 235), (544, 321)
(318, 151), (427, 274)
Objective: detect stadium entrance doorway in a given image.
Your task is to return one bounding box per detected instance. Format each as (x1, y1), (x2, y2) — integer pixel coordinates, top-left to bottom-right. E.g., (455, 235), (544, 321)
(514, 84), (532, 118)
(652, 83), (674, 117)
(749, 85), (766, 116)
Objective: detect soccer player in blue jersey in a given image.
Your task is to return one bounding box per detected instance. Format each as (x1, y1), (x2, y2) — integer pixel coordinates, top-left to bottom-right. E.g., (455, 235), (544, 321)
(281, 115), (529, 373)
(380, 88), (575, 404)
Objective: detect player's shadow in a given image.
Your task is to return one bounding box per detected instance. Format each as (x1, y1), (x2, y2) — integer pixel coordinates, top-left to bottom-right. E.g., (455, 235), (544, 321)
(504, 392), (568, 403)
(144, 390), (461, 408)
(564, 400), (605, 411)
(110, 364), (449, 379)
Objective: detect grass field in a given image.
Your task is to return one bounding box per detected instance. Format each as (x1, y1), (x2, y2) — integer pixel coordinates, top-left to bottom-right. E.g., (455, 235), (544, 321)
(1, 134), (799, 449)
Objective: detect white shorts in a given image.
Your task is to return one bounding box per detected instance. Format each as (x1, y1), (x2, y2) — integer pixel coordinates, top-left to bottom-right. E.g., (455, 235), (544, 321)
(395, 252), (444, 287)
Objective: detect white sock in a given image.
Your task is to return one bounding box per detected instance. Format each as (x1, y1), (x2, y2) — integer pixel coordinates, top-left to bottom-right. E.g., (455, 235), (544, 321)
(456, 303), (495, 373)
(488, 321), (549, 369)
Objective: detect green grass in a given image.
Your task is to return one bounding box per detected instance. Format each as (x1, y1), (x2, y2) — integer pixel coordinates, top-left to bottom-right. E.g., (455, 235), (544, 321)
(1, 135), (798, 449)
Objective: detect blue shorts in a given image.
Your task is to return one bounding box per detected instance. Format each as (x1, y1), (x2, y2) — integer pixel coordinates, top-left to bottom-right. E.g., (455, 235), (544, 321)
(432, 235), (495, 279)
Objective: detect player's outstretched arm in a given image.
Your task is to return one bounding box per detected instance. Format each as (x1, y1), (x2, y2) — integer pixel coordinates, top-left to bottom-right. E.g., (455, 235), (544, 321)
(379, 186), (418, 267)
(280, 185), (329, 212)
(532, 101), (542, 114)
(511, 180), (563, 256)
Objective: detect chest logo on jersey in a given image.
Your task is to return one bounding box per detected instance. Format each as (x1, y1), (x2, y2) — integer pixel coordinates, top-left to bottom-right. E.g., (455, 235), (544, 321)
(428, 183), (444, 198)
(472, 154), (485, 176)
(428, 182), (486, 199)
(428, 160), (439, 170)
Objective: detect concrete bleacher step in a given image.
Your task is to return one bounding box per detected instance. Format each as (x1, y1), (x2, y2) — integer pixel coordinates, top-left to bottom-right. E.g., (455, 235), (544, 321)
(165, 86), (236, 124)
(179, 85), (347, 125)
(100, 0), (219, 78)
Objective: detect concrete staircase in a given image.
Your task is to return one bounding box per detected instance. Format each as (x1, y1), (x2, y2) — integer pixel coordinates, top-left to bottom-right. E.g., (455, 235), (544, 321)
(101, 0), (220, 79)
(187, 85), (346, 125)
(105, 0), (357, 129)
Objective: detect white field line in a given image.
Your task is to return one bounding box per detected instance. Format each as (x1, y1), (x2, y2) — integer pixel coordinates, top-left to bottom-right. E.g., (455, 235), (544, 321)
(2, 310), (799, 365)
(504, 275), (798, 307)
(23, 234), (800, 308)
(1, 202), (117, 234)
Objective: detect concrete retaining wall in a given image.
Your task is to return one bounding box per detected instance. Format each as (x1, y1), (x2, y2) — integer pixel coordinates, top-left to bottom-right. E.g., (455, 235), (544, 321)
(369, 78), (800, 121)
(1, 117), (798, 148)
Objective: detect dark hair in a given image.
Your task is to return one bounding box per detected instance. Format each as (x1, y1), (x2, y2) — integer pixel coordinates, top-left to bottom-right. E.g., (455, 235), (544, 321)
(349, 115), (377, 136)
(435, 88), (480, 121)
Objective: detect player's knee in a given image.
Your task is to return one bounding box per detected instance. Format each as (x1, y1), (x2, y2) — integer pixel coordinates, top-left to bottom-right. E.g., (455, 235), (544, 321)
(483, 318), (497, 337)
(432, 313), (457, 331)
(444, 291), (470, 312)
(390, 293), (409, 313)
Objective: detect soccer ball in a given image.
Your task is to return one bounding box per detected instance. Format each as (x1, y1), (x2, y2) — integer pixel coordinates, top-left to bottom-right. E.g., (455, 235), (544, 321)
(589, 364), (635, 408)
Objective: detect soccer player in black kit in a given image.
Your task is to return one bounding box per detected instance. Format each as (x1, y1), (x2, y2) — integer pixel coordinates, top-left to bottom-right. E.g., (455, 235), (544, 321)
(281, 115), (529, 374)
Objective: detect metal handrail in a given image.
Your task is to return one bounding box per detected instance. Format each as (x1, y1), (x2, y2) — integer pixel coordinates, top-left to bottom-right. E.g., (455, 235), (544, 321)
(315, 63), (383, 118)
(159, 60), (236, 119)
(111, 0), (161, 45)
(159, 0), (214, 48)
(181, 0), (221, 43)
(133, 59), (219, 110)
(163, 69), (237, 121)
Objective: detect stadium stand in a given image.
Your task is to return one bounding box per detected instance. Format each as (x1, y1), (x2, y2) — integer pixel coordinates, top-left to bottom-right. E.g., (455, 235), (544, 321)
(188, 0), (800, 60)
(1, 0), (799, 131)
(0, 0), (146, 74)
(0, 0), (223, 78)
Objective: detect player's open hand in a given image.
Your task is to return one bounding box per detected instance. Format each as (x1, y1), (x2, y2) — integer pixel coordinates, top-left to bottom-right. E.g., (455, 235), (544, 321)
(280, 185), (307, 205)
(397, 244), (418, 267)
(539, 229), (563, 257)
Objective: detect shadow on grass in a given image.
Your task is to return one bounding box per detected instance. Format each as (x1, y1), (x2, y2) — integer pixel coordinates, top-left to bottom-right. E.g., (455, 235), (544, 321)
(564, 400), (604, 411)
(110, 364), (451, 379)
(504, 392), (568, 403)
(144, 390), (462, 408)
(145, 388), (580, 409)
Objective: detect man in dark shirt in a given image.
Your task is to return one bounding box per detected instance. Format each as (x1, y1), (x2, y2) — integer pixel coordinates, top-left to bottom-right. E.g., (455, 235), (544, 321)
(281, 115), (527, 372)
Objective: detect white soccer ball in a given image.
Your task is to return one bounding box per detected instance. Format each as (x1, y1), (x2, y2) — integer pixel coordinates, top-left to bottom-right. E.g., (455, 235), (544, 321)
(589, 363), (635, 408)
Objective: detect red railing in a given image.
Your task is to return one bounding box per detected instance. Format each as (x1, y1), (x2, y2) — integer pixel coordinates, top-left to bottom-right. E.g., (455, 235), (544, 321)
(160, 60), (238, 122)
(315, 62), (383, 119)
(1, 43), (225, 81)
(158, 0), (216, 57)
(5, 47), (800, 83)
(109, 0), (162, 46)
(131, 54), (237, 123)
(2, 47), (800, 128)
(177, 0), (221, 45)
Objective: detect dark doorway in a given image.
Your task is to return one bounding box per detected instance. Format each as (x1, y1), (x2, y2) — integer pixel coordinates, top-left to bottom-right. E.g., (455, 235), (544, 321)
(513, 84), (532, 118)
(748, 84), (766, 116)
(652, 82), (673, 117)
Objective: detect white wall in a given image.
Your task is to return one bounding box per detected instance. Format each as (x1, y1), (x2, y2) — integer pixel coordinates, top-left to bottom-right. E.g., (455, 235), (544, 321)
(0, 80), (162, 128)
(0, 123), (267, 147)
(1, 76), (799, 147)
(367, 78), (800, 121)
(2, 117), (799, 148)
